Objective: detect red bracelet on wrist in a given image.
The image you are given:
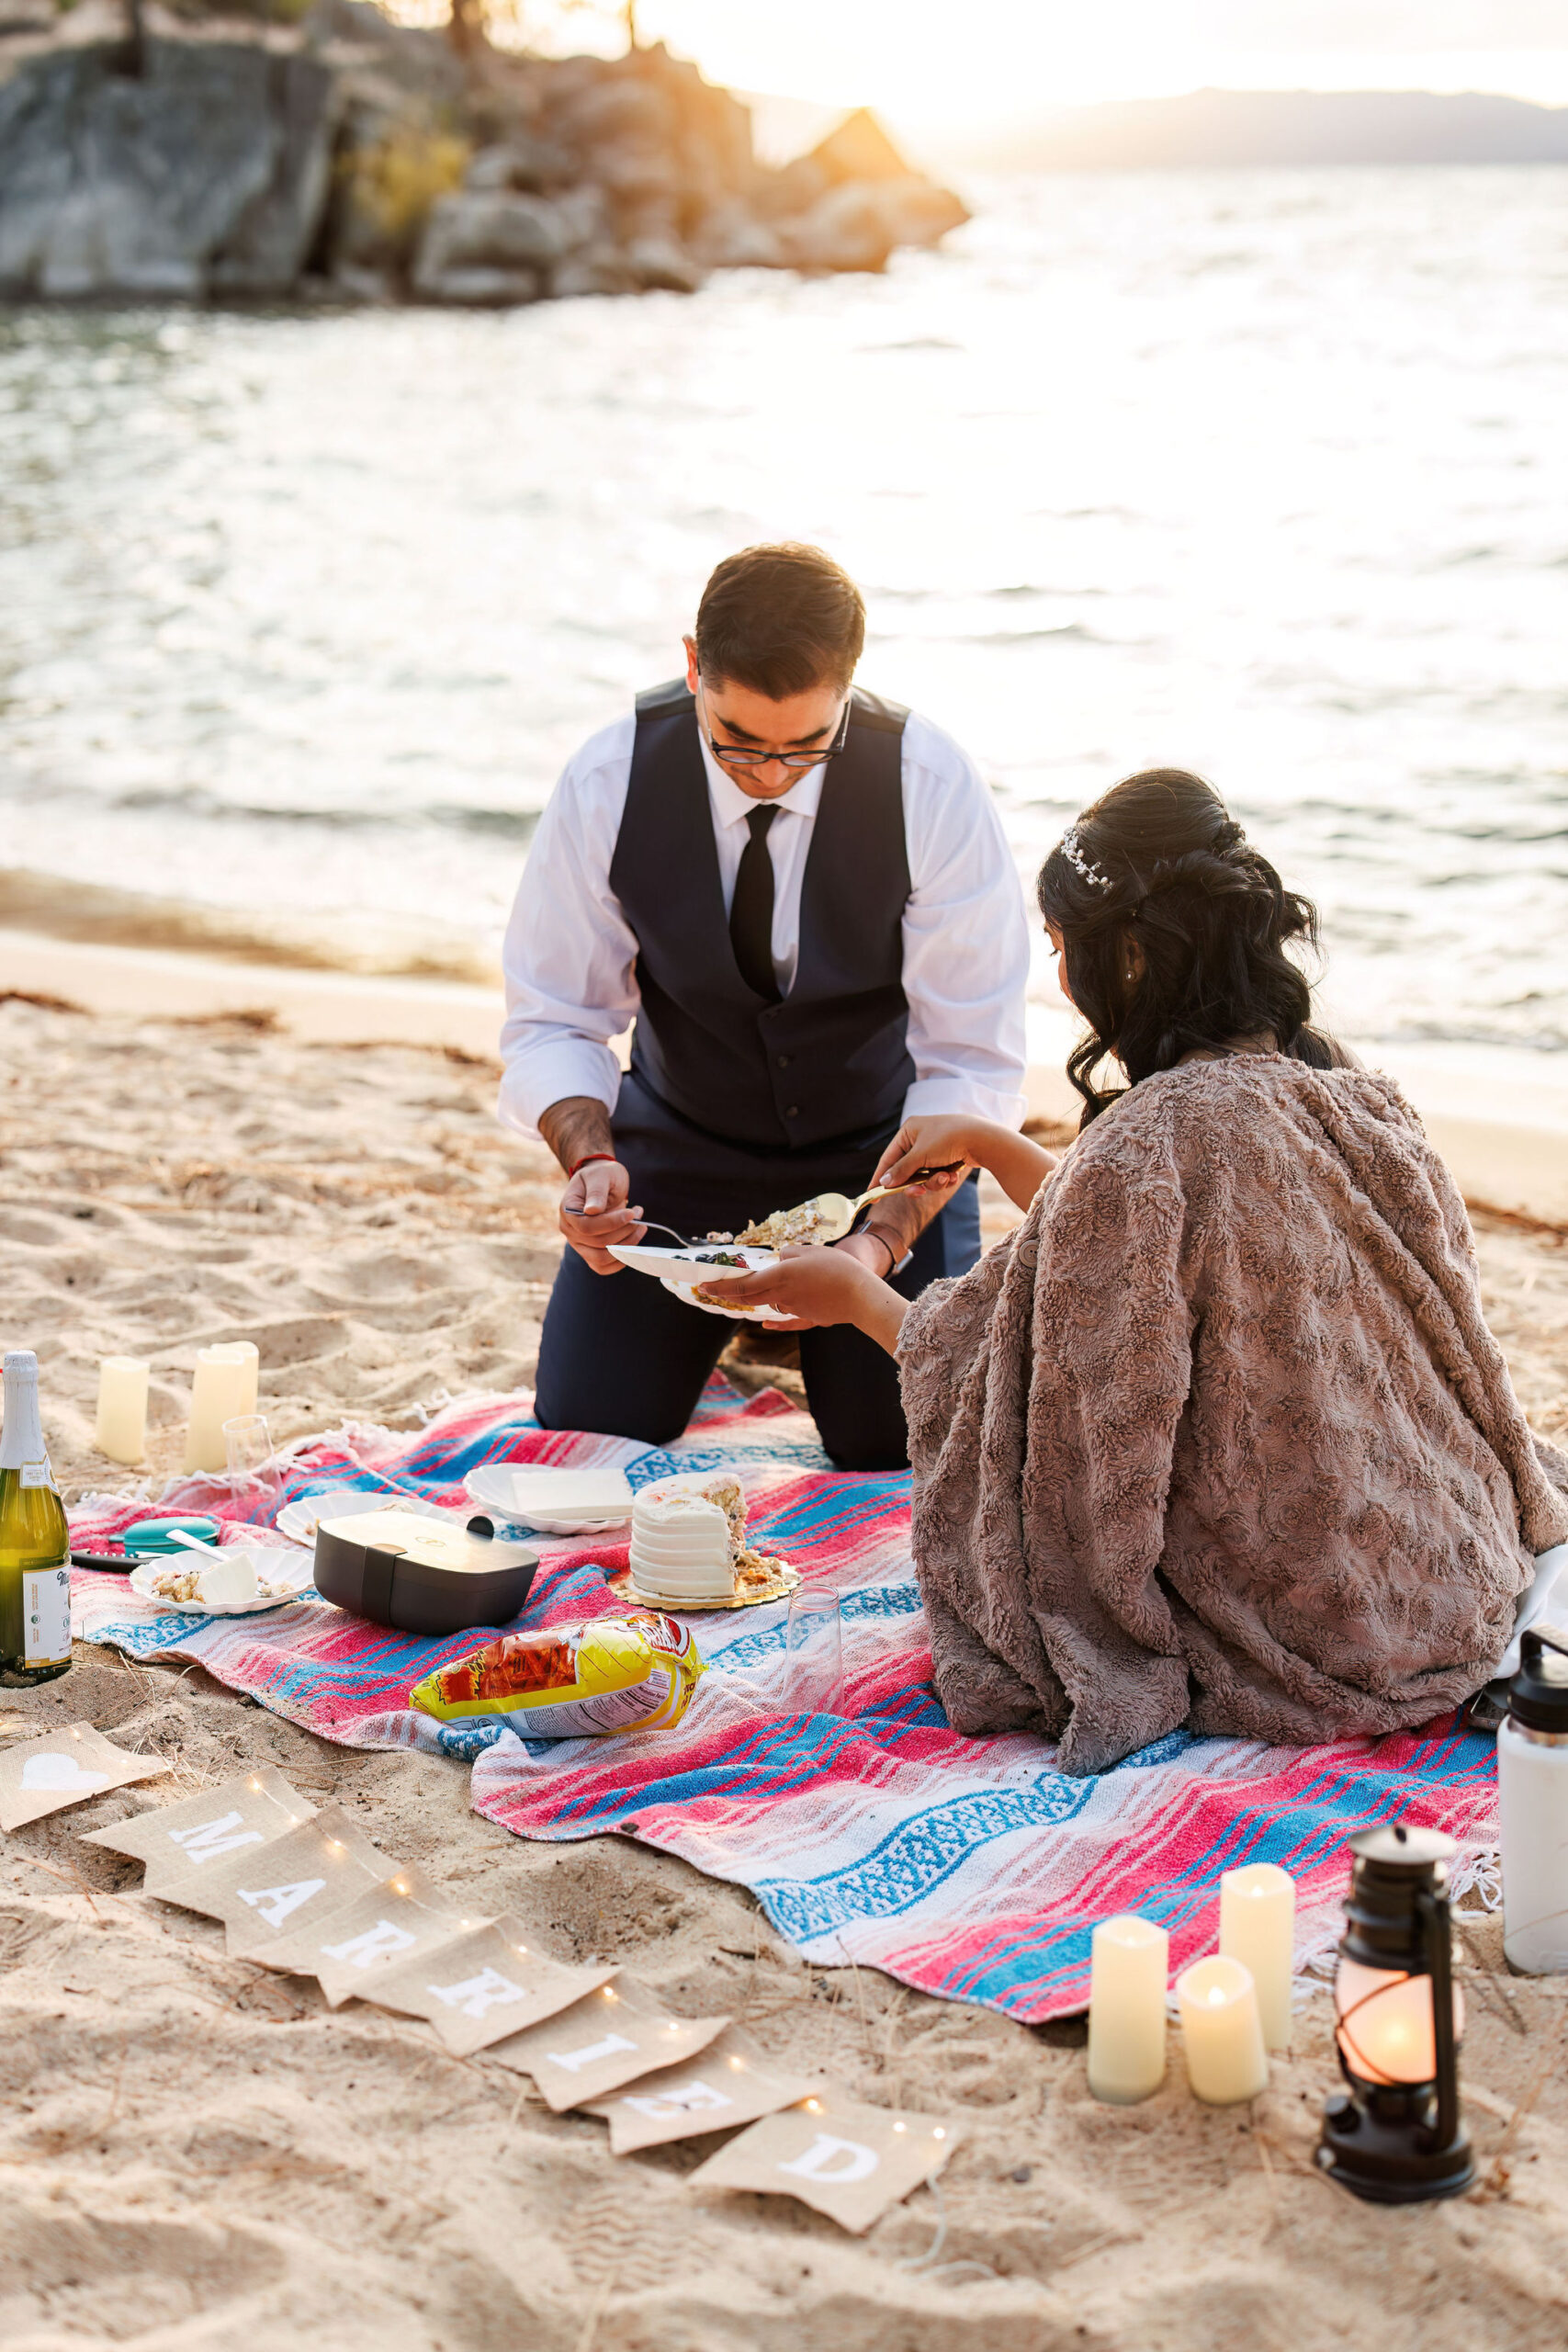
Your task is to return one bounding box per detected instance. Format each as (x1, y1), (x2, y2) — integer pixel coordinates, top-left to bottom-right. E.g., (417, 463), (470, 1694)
(567, 1151), (617, 1179)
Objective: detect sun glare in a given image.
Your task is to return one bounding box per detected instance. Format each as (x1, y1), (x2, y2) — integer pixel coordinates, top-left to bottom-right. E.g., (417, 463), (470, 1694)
(443, 2), (1568, 138)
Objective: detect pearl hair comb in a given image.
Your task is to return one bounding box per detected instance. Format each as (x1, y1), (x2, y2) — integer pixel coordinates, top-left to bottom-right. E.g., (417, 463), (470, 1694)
(1057, 825), (1112, 892)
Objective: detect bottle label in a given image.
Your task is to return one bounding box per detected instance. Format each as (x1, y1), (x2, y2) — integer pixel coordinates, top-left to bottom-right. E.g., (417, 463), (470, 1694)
(19, 1461), (56, 1491)
(22, 1566), (72, 1666)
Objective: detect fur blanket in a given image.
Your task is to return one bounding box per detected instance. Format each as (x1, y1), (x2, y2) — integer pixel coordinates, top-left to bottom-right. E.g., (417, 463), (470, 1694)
(898, 1057), (1568, 1774)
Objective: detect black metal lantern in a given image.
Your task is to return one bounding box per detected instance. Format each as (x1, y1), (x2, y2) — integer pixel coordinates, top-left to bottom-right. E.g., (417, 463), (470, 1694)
(1316, 1822), (1472, 2204)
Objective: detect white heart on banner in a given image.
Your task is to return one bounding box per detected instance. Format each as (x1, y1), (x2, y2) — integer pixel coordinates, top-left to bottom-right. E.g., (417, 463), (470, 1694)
(21, 1754), (112, 1793)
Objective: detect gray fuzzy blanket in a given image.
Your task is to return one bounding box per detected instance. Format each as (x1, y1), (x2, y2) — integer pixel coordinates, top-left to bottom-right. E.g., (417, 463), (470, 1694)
(898, 1058), (1568, 1774)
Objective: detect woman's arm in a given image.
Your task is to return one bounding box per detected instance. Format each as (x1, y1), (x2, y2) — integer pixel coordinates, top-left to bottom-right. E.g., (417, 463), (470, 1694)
(873, 1114), (1059, 1214)
(695, 1248), (909, 1359)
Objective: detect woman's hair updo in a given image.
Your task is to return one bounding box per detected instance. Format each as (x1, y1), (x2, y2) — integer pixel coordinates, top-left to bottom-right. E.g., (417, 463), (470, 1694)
(1036, 768), (1341, 1126)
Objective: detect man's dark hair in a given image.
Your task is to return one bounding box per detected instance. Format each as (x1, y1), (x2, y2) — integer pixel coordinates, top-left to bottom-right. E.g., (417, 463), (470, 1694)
(694, 544), (865, 698)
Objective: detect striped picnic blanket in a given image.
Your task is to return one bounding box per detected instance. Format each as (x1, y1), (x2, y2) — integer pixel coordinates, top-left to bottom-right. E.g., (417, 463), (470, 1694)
(72, 1379), (1501, 2021)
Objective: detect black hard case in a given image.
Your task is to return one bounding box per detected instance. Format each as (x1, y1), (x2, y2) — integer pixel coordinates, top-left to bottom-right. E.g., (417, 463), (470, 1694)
(312, 1510), (538, 1636)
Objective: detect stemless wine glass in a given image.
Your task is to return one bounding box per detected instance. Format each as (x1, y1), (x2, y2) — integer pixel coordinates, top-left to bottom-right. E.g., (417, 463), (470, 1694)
(785, 1585), (844, 1717)
(223, 1413), (279, 1517)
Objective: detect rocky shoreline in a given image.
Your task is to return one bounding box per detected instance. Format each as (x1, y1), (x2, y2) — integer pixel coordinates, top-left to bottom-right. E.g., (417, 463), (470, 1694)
(0, 0), (970, 307)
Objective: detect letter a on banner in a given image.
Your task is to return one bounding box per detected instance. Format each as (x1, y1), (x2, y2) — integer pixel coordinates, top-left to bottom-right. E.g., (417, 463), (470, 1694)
(778, 2132), (880, 2185)
(236, 1877), (327, 1929)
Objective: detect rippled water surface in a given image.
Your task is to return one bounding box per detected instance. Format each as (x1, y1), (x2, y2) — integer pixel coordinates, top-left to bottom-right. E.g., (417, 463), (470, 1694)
(2, 169), (1565, 1050)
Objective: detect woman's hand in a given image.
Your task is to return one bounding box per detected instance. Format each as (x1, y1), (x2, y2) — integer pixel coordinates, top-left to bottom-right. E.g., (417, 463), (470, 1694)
(871, 1115), (979, 1195)
(695, 1245), (908, 1357)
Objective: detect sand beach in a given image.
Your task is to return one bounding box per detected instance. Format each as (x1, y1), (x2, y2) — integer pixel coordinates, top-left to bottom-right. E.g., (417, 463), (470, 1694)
(3, 972), (1568, 2350)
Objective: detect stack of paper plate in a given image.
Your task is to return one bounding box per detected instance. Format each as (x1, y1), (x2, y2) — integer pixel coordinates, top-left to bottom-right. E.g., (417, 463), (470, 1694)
(462, 1464), (635, 1535)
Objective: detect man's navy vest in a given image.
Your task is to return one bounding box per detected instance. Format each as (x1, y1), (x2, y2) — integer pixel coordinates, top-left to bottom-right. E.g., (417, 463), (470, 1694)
(608, 679), (915, 1151)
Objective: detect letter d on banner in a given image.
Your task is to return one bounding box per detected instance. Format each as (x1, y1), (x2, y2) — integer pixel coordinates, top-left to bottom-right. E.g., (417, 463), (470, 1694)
(777, 2132), (879, 2185)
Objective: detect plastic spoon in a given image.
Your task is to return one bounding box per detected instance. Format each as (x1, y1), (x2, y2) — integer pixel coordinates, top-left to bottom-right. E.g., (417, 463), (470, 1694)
(166, 1527), (231, 1564)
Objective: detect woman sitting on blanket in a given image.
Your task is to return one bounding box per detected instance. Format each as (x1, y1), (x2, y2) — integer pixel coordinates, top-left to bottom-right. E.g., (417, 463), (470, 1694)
(705, 769), (1568, 1773)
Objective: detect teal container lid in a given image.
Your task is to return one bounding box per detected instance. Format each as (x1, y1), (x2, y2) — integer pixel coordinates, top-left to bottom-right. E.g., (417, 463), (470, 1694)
(121, 1515), (222, 1556)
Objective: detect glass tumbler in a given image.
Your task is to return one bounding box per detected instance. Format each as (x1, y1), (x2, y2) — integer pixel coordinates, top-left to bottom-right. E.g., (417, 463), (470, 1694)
(223, 1413), (279, 1515)
(785, 1585), (844, 1716)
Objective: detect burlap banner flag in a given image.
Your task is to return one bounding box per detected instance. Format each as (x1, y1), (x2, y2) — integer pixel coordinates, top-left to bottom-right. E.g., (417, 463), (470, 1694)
(133, 1801), (390, 1948)
(82, 1766), (314, 1891)
(687, 2094), (962, 2233)
(586, 2028), (821, 2154)
(0, 1724), (166, 1832)
(366, 1917), (616, 2057)
(260, 1862), (477, 2006)
(487, 1975), (733, 2110)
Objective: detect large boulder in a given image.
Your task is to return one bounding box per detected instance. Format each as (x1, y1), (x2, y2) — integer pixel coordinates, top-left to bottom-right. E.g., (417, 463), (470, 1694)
(0, 41), (337, 300)
(412, 187), (586, 303)
(465, 135), (575, 195)
(780, 183), (898, 275)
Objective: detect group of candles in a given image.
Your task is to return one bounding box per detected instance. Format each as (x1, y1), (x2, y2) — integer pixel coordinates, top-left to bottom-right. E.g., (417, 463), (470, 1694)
(96, 1342), (260, 1474)
(1088, 1860), (1294, 2106)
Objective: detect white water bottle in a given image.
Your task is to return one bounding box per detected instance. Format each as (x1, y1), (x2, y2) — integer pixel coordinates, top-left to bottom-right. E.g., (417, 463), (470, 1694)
(1498, 1623), (1568, 1973)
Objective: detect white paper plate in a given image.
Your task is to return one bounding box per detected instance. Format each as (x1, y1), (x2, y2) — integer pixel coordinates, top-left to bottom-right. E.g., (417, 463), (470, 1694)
(609, 1243), (777, 1281)
(275, 1487), (454, 1547)
(658, 1278), (795, 1327)
(608, 1241), (795, 1326)
(463, 1463), (633, 1535)
(129, 1541), (315, 1616)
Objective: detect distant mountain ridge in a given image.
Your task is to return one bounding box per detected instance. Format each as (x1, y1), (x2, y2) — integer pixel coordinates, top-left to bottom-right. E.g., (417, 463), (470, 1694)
(972, 88), (1568, 171)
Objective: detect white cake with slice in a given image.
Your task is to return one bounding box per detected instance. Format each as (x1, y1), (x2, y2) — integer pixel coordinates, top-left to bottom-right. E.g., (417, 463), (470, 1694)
(627, 1490), (737, 1604)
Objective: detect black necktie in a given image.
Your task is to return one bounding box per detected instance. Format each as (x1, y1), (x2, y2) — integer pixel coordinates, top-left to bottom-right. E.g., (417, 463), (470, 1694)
(730, 805), (781, 1001)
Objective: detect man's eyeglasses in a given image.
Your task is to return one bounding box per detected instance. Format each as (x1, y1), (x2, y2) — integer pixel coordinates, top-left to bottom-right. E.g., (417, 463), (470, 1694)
(696, 680), (852, 774)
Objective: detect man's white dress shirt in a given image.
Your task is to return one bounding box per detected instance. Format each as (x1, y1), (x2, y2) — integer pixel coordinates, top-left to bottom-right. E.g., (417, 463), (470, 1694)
(499, 705), (1030, 1139)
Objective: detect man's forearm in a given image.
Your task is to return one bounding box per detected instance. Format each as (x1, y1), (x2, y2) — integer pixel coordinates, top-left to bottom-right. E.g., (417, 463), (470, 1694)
(538, 1095), (616, 1177)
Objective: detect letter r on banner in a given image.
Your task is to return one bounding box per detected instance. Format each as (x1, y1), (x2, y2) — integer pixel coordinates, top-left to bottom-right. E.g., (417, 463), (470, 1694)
(777, 2133), (879, 2185)
(168, 1812), (266, 1864)
(426, 1966), (527, 2020)
(321, 1918), (419, 1968)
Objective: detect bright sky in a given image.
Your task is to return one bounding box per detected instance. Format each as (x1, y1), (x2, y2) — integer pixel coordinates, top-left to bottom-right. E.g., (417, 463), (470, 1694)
(543, 0), (1568, 131)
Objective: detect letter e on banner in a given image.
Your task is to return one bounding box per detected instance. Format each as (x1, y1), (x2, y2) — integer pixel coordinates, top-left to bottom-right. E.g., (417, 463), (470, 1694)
(622, 2079), (732, 2121)
(777, 2132), (879, 2185)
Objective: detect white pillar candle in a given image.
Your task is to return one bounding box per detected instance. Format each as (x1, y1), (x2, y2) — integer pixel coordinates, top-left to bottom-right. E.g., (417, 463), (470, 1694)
(1177, 1956), (1269, 2105)
(218, 1340), (259, 1418)
(185, 1344), (257, 1474)
(1087, 1914), (1168, 2105)
(1219, 1861), (1296, 2050)
(95, 1356), (150, 1465)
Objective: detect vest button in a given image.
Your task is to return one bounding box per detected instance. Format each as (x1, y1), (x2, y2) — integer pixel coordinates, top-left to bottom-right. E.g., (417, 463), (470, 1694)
(776, 1054), (792, 1069)
(784, 1105), (800, 1119)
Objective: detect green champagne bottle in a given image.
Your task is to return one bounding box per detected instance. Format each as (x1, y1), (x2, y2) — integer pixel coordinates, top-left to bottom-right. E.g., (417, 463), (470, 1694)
(0, 1350), (73, 1686)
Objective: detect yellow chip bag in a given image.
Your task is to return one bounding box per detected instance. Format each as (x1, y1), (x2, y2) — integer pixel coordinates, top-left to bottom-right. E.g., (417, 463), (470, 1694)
(410, 1611), (705, 1739)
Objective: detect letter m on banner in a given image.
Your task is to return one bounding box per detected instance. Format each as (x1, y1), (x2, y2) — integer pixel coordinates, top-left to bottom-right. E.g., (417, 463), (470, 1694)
(167, 1812), (266, 1865)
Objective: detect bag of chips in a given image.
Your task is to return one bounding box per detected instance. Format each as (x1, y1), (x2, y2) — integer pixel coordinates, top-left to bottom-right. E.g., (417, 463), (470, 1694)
(410, 1611), (705, 1739)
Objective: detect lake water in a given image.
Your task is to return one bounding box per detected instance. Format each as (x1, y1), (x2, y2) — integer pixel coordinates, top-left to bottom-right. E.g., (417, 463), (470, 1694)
(2, 168), (1565, 1062)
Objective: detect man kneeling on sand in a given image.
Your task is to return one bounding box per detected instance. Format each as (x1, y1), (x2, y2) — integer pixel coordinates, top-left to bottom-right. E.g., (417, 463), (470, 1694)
(497, 542), (1030, 1469)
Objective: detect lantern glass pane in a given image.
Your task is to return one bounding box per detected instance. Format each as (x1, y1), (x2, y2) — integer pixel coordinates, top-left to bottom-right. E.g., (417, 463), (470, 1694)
(1334, 1960), (1465, 2086)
